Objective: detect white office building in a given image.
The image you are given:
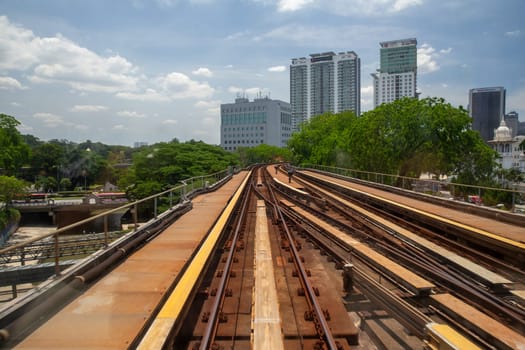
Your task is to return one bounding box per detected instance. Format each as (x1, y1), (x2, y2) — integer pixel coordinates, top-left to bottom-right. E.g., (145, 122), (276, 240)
(220, 96), (292, 151)
(290, 51), (360, 131)
(371, 38), (417, 108)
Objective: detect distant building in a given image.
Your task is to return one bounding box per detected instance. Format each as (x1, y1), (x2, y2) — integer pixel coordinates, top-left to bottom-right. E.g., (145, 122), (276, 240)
(505, 111), (519, 138)
(220, 96), (292, 151)
(133, 141), (148, 148)
(469, 87), (506, 142)
(290, 51), (360, 131)
(372, 38), (417, 107)
(488, 119), (525, 172)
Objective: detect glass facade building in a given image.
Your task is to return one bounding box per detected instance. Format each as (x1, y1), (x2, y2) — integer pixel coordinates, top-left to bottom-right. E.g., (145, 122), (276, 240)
(372, 38), (417, 107)
(469, 87), (506, 142)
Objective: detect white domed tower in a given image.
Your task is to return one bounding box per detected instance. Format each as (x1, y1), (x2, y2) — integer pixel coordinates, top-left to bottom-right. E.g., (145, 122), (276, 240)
(488, 118), (524, 171)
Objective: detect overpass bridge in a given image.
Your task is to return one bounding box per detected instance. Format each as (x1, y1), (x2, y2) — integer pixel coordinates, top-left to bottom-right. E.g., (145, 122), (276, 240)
(12, 194), (129, 234)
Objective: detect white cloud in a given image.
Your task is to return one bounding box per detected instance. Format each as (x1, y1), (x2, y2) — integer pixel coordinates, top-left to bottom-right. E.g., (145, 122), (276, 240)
(0, 76), (24, 90)
(228, 86), (244, 94)
(504, 30), (521, 38)
(116, 88), (170, 102)
(255, 0), (422, 15)
(117, 110), (146, 118)
(33, 112), (67, 127)
(277, 0), (314, 12)
(267, 65), (286, 72)
(113, 124), (127, 130)
(162, 119), (178, 125)
(391, 0), (422, 12)
(417, 43), (453, 75)
(253, 23), (399, 48)
(195, 100), (221, 115)
(71, 105), (108, 112)
(10, 102), (21, 107)
(192, 67), (213, 77)
(225, 31), (250, 41)
(157, 72), (215, 99)
(0, 16), (139, 93)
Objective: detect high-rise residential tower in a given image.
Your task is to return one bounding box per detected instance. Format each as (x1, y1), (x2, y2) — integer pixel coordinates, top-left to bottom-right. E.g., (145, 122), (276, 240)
(469, 87), (506, 142)
(290, 51), (360, 131)
(371, 38), (417, 107)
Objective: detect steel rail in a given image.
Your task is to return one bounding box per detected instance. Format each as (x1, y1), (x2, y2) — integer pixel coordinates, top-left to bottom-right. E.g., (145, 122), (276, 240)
(281, 171), (525, 336)
(198, 172), (253, 350)
(262, 169), (340, 350)
(271, 183), (433, 339)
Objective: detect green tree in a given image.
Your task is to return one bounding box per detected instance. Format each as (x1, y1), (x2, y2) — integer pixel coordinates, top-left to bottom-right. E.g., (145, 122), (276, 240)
(0, 176), (27, 210)
(59, 178), (72, 191)
(288, 111), (357, 166)
(289, 97), (498, 183)
(236, 144), (292, 167)
(0, 114), (31, 176)
(126, 140), (239, 199)
(30, 142), (66, 177)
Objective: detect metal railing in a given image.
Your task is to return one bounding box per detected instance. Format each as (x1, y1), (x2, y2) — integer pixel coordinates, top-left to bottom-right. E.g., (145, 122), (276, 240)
(300, 164), (525, 211)
(0, 169), (232, 277)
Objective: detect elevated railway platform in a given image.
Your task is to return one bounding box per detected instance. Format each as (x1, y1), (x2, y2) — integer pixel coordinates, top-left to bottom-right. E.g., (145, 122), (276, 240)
(11, 172), (249, 349)
(301, 170), (524, 241)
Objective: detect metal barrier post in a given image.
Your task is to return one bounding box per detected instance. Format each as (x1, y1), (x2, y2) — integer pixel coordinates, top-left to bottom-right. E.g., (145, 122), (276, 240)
(133, 204), (138, 231)
(104, 215), (108, 246)
(54, 233), (61, 276)
(154, 197), (158, 219)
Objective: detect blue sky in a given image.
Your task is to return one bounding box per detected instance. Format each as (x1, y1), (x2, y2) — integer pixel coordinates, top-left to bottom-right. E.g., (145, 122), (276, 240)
(0, 0), (524, 146)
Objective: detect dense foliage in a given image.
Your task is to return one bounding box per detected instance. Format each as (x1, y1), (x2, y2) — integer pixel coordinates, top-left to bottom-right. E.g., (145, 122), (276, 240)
(0, 176), (27, 210)
(0, 114), (31, 176)
(121, 140), (240, 199)
(288, 97), (499, 185)
(236, 144), (292, 166)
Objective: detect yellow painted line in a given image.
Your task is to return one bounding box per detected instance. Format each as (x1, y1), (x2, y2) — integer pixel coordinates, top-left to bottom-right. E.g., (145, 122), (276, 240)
(426, 323), (482, 350)
(313, 173), (525, 251)
(137, 171), (251, 349)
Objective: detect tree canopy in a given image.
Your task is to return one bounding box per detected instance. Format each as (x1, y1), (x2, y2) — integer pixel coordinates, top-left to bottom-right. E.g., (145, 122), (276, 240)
(122, 140), (240, 199)
(236, 144), (292, 167)
(288, 97), (498, 184)
(0, 114), (31, 176)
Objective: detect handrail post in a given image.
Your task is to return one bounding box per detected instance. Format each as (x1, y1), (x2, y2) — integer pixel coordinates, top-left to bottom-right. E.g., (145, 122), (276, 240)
(54, 233), (61, 276)
(104, 215), (108, 246)
(133, 203), (138, 231)
(154, 197), (158, 219)
(169, 190), (173, 209)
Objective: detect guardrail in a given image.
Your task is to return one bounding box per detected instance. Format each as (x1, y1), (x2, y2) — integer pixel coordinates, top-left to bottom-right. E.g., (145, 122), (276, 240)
(0, 169), (232, 277)
(300, 164), (525, 211)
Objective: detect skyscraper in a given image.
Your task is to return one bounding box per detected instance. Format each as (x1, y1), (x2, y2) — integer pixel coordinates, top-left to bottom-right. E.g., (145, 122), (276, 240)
(469, 87), (506, 142)
(290, 51), (360, 131)
(371, 38), (417, 107)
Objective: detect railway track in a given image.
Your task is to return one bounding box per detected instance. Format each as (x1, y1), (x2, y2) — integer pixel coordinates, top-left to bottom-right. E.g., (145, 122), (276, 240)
(163, 167), (357, 349)
(4, 165), (523, 349)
